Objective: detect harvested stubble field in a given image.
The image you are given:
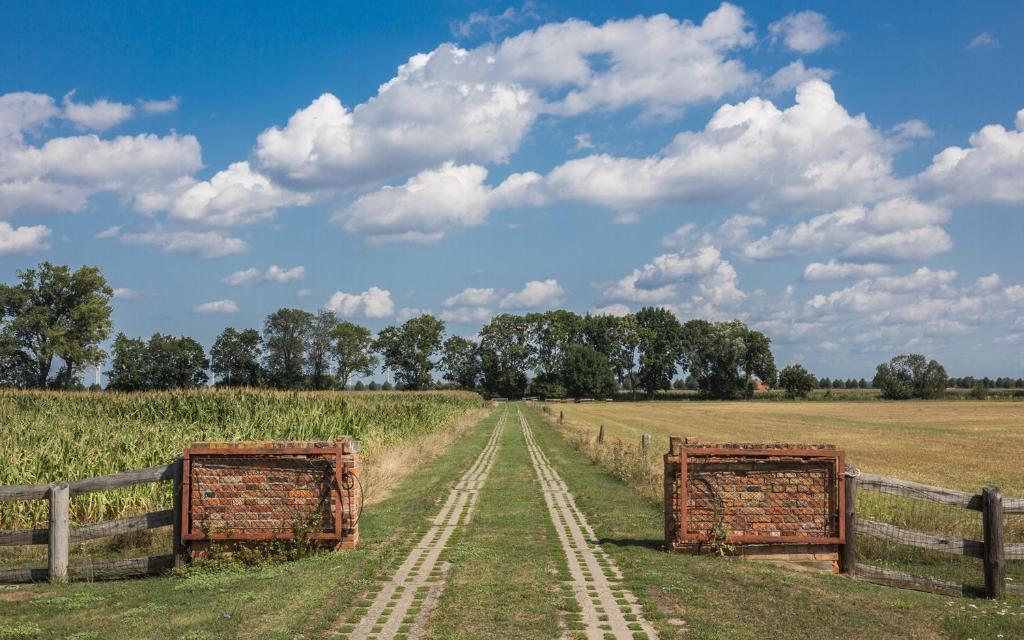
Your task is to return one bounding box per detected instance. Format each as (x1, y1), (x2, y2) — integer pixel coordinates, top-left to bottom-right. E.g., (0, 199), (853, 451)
(547, 399), (1024, 588)
(554, 400), (1024, 494)
(0, 389), (485, 528)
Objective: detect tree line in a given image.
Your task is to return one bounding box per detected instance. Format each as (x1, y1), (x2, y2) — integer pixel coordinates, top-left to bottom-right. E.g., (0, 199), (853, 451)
(3, 262), (1021, 398)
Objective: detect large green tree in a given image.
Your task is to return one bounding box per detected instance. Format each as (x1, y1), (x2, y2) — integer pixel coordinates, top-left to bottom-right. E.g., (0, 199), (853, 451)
(262, 308), (313, 389)
(561, 343), (617, 400)
(526, 310), (583, 398)
(873, 354), (947, 400)
(680, 319), (776, 399)
(779, 364), (817, 399)
(144, 333), (209, 389)
(584, 313), (641, 398)
(634, 307), (682, 397)
(440, 335), (481, 390)
(0, 262), (113, 388)
(373, 314), (445, 390)
(108, 333), (209, 390)
(477, 313), (533, 398)
(306, 310), (339, 390)
(330, 321), (378, 389)
(210, 328), (263, 387)
(106, 333), (149, 391)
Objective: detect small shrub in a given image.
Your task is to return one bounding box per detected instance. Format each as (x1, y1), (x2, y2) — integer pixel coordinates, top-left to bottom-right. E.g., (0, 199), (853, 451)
(968, 385), (989, 400)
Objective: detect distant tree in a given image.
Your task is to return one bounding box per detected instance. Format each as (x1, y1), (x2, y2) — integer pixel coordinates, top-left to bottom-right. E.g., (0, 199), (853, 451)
(779, 364), (817, 399)
(583, 313), (641, 399)
(635, 307), (682, 397)
(440, 335), (481, 390)
(145, 334), (209, 389)
(833, 379), (845, 389)
(367, 380), (379, 391)
(561, 343), (616, 400)
(330, 321), (378, 390)
(1016, 378), (1024, 388)
(858, 378), (868, 389)
(527, 310), (583, 398)
(874, 354), (947, 400)
(381, 380), (393, 391)
(107, 333), (149, 391)
(680, 319), (776, 400)
(819, 377), (832, 389)
(263, 308), (313, 389)
(373, 314), (445, 390)
(684, 375), (698, 391)
(210, 328), (263, 387)
(0, 262), (113, 388)
(478, 314), (533, 398)
(353, 380), (365, 391)
(306, 310), (339, 390)
(672, 378), (686, 390)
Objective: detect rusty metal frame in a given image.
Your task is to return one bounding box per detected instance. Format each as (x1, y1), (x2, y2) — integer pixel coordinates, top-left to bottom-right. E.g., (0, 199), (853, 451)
(675, 447), (845, 546)
(180, 444), (352, 547)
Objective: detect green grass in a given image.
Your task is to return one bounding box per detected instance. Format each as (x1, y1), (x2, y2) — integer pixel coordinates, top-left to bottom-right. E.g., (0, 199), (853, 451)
(522, 403), (1024, 639)
(0, 406), (499, 640)
(424, 411), (564, 639)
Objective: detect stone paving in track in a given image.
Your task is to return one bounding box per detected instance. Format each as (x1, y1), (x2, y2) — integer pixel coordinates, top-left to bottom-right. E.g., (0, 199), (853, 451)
(518, 408), (659, 640)
(334, 406), (507, 640)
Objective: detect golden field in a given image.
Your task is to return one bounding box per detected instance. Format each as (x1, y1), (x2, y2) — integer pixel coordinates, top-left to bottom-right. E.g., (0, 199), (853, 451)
(550, 400), (1024, 495)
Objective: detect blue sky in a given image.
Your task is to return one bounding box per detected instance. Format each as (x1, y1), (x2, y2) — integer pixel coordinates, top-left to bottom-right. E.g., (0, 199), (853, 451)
(2, 0), (1023, 381)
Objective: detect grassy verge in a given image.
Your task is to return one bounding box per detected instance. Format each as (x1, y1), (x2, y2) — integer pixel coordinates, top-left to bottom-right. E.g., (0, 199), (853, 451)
(423, 410), (564, 639)
(0, 407), (498, 640)
(525, 404), (1024, 640)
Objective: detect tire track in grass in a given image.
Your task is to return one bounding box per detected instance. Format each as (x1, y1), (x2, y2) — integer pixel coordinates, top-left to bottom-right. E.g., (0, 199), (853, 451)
(334, 406), (507, 640)
(518, 408), (658, 640)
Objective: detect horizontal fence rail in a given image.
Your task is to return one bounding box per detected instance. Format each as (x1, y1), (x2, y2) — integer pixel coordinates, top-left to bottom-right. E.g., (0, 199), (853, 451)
(0, 461), (183, 583)
(844, 470), (1020, 600)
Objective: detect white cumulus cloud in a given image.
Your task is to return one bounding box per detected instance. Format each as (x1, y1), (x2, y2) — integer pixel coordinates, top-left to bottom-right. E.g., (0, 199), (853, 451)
(768, 11), (842, 53)
(500, 279), (564, 309)
(62, 90), (134, 130)
(803, 260), (890, 281)
(0, 221), (51, 255)
(193, 299), (239, 314)
(325, 287), (395, 318)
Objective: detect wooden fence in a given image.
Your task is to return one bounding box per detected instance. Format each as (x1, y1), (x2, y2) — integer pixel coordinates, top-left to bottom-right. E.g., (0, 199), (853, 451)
(0, 460), (184, 584)
(842, 469), (1024, 599)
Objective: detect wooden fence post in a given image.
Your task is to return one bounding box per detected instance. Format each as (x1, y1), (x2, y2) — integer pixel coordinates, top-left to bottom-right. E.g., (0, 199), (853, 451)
(982, 485), (1005, 599)
(48, 482), (69, 584)
(841, 469), (857, 575)
(641, 434), (651, 450)
(559, 410), (563, 424)
(171, 457), (186, 568)
(597, 424), (605, 444)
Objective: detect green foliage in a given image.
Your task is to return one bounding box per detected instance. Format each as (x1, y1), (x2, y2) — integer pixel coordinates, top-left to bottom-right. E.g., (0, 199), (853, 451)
(353, 380), (365, 391)
(874, 354), (947, 400)
(681, 319), (777, 399)
(968, 385), (989, 400)
(0, 262), (113, 389)
(583, 312), (640, 396)
(108, 333), (209, 390)
(634, 307), (682, 397)
(561, 343), (616, 399)
(210, 328), (263, 387)
(778, 364), (817, 398)
(262, 308), (313, 389)
(381, 380), (392, 391)
(373, 314), (445, 390)
(305, 310), (339, 390)
(330, 320), (377, 389)
(440, 335), (481, 390)
(478, 313), (532, 398)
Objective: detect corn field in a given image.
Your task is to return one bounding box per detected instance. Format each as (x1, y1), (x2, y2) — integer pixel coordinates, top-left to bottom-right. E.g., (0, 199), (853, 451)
(0, 388), (484, 528)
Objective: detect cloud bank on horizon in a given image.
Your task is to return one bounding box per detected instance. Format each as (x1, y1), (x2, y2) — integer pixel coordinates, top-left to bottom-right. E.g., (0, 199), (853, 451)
(1, 2), (1022, 375)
